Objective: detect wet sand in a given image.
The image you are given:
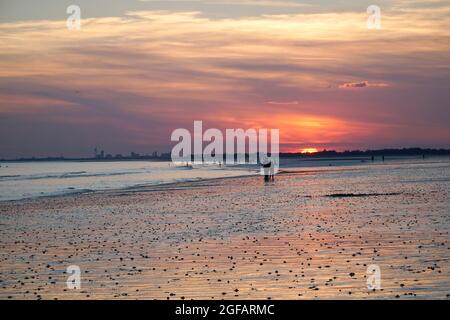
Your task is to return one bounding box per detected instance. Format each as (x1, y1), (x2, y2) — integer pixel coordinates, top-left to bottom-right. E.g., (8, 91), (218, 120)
(1, 163), (449, 300)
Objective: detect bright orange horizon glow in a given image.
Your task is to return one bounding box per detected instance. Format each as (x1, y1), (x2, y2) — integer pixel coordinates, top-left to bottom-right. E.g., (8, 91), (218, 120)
(300, 148), (319, 154)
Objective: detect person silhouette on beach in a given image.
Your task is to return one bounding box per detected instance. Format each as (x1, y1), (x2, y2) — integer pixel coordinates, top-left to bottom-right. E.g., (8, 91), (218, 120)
(261, 157), (274, 182)
(269, 159), (275, 181)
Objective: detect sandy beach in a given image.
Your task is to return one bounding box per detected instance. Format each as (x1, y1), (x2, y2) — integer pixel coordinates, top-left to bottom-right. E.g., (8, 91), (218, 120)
(1, 159), (449, 300)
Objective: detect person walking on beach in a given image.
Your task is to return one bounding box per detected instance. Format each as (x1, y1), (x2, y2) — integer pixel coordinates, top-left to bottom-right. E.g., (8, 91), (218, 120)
(261, 157), (274, 182)
(269, 159), (275, 181)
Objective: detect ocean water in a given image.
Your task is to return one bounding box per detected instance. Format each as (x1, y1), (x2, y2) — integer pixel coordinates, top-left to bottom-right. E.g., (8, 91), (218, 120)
(0, 161), (257, 201)
(0, 156), (448, 201)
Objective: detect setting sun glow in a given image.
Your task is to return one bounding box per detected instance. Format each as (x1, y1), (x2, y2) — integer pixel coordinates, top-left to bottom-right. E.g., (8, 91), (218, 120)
(300, 148), (319, 154)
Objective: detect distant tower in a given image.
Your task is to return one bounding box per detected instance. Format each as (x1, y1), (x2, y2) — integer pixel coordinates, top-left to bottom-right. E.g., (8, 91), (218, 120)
(94, 146), (98, 158)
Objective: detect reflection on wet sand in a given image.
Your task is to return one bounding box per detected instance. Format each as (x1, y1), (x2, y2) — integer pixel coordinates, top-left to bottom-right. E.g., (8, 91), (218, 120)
(1, 161), (449, 299)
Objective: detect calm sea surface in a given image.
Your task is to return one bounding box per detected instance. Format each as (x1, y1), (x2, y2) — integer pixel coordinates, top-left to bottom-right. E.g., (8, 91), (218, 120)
(1, 156), (449, 201)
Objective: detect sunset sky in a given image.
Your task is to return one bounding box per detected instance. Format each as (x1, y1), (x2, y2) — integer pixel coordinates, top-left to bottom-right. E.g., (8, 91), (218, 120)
(1, 0), (449, 158)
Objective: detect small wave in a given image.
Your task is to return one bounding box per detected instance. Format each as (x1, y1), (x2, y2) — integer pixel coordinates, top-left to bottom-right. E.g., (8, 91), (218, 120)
(60, 171), (87, 177)
(0, 170), (145, 181)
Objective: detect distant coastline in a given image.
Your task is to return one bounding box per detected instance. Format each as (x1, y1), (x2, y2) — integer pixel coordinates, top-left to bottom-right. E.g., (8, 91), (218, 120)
(297, 147), (450, 157)
(1, 147), (450, 162)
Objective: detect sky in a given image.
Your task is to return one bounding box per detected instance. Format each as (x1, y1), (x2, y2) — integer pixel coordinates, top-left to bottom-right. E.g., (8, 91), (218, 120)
(0, 0), (449, 158)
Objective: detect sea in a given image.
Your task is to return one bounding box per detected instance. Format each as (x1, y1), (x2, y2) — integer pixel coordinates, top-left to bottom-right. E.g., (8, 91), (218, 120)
(1, 156), (449, 201)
